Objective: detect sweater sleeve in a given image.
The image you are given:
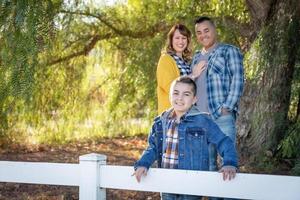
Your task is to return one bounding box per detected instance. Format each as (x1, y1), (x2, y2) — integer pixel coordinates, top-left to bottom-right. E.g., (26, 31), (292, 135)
(156, 54), (180, 113)
(157, 54), (180, 93)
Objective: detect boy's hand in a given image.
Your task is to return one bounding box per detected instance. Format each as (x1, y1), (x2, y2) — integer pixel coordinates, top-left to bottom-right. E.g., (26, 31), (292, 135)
(219, 166), (237, 181)
(132, 167), (147, 182)
(192, 60), (207, 79)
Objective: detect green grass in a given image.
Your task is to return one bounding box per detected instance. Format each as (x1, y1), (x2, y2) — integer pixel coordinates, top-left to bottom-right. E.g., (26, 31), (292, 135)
(4, 106), (151, 146)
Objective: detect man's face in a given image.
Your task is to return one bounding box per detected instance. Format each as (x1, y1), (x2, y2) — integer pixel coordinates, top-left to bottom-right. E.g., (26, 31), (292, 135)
(195, 20), (217, 50)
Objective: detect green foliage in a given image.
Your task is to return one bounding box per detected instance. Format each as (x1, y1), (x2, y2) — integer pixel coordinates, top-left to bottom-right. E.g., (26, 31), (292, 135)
(288, 63), (300, 121)
(0, 0), (62, 137)
(95, 0), (249, 121)
(0, 0), (250, 145)
(291, 159), (300, 176)
(279, 60), (299, 162)
(278, 118), (300, 158)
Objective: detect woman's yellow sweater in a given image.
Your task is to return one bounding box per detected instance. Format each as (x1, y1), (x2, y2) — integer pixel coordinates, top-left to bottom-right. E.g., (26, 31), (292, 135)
(156, 53), (180, 114)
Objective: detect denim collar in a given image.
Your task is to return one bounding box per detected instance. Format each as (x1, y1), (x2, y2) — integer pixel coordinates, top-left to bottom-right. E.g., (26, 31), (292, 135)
(161, 106), (210, 122)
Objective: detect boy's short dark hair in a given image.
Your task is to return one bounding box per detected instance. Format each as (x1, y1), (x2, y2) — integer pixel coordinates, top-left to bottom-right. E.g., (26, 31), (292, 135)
(171, 76), (197, 96)
(194, 16), (215, 27)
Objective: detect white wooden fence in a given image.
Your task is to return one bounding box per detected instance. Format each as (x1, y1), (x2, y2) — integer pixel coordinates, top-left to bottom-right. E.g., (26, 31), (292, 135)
(0, 153), (300, 200)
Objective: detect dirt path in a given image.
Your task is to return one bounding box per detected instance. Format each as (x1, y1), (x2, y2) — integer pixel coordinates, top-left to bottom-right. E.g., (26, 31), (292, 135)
(0, 136), (160, 200)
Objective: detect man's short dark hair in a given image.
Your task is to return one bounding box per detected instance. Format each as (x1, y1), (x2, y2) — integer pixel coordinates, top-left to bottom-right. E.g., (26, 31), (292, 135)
(194, 16), (215, 27)
(171, 76), (197, 96)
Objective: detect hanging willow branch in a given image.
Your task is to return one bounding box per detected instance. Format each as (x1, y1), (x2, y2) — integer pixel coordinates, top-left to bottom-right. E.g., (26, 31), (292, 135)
(47, 33), (111, 66)
(47, 9), (169, 66)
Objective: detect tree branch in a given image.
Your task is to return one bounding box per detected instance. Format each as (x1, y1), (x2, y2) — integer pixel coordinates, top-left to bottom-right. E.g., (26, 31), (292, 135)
(60, 9), (121, 34)
(47, 10), (169, 66)
(243, 0), (275, 44)
(47, 33), (113, 66)
(59, 9), (168, 38)
(245, 0), (273, 29)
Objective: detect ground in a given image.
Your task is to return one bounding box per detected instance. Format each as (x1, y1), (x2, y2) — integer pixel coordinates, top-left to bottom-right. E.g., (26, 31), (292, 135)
(0, 136), (161, 200)
(0, 136), (291, 200)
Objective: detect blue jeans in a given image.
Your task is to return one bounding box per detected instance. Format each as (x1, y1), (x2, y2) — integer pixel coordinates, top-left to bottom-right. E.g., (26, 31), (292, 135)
(161, 193), (202, 200)
(208, 113), (237, 200)
(209, 113), (236, 171)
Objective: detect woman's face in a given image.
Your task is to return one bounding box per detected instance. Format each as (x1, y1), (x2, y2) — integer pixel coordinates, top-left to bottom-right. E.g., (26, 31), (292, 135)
(172, 29), (188, 55)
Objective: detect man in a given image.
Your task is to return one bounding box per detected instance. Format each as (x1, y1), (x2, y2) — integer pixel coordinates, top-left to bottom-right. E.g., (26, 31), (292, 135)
(191, 16), (244, 199)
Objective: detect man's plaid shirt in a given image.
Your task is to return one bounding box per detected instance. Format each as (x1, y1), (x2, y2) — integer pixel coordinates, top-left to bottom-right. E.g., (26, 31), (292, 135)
(191, 43), (244, 119)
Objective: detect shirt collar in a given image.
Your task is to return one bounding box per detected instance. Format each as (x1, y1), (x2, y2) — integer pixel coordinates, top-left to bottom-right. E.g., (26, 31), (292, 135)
(201, 42), (219, 55)
(167, 108), (191, 122)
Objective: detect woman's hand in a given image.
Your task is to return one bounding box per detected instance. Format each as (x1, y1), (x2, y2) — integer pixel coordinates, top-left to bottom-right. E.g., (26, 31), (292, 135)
(191, 60), (207, 79)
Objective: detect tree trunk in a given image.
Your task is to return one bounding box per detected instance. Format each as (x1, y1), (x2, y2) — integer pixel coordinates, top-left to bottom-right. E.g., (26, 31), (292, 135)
(237, 0), (300, 159)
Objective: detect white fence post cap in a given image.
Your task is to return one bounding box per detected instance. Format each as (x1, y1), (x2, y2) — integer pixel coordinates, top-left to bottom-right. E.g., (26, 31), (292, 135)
(79, 153), (107, 161)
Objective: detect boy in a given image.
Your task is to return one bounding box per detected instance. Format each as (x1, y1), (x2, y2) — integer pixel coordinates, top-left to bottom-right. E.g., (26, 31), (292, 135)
(133, 76), (237, 200)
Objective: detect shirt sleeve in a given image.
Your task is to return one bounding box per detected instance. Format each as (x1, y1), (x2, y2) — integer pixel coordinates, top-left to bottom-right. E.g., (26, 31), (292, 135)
(134, 122), (158, 170)
(222, 46), (244, 111)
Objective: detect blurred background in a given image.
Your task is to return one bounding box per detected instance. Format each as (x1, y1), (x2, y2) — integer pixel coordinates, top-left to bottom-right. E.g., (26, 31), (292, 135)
(0, 0), (299, 176)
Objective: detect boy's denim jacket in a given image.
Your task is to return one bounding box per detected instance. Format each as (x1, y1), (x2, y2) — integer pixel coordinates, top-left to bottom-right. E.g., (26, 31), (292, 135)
(134, 106), (237, 171)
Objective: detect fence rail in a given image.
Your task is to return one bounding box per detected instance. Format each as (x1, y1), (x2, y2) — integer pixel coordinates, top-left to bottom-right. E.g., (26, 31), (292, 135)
(0, 153), (299, 200)
(0, 161), (79, 186)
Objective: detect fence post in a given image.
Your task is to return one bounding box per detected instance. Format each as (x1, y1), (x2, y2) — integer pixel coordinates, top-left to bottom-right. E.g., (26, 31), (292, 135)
(79, 153), (107, 200)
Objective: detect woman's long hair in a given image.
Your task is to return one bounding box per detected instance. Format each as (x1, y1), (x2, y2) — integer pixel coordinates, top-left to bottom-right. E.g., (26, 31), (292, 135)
(164, 24), (192, 62)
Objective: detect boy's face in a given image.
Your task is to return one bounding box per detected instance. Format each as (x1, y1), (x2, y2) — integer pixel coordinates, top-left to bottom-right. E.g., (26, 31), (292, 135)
(170, 82), (197, 116)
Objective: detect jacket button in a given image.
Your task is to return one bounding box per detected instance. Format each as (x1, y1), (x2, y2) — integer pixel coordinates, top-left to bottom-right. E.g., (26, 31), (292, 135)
(195, 133), (198, 136)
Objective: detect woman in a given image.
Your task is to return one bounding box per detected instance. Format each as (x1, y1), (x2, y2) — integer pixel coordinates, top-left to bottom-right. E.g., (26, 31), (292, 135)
(156, 24), (193, 114)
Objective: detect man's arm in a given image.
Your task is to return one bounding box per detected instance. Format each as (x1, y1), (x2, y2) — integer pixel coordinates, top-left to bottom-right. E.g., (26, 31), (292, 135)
(222, 46), (244, 111)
